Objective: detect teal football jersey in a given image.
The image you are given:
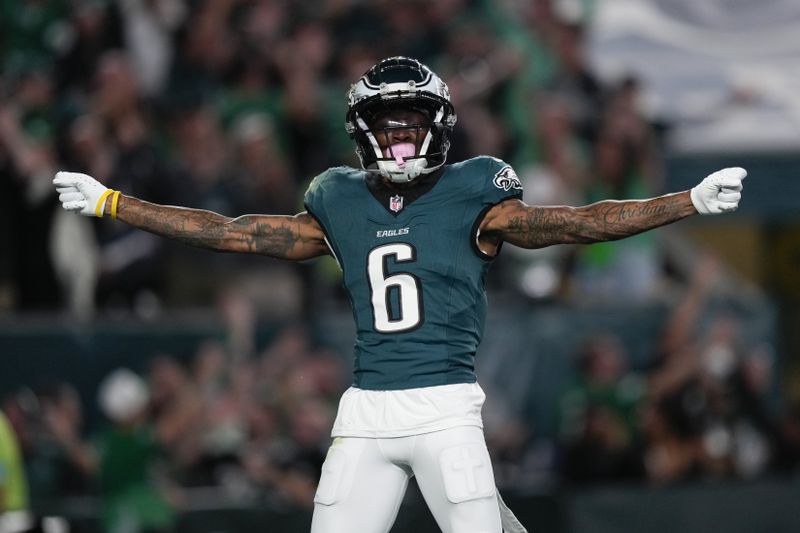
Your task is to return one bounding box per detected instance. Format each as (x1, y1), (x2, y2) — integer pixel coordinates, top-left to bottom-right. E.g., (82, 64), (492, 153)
(304, 156), (523, 390)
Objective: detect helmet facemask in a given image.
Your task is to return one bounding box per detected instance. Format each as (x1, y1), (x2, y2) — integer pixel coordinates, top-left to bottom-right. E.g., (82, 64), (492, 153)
(345, 57), (457, 183)
(354, 104), (448, 182)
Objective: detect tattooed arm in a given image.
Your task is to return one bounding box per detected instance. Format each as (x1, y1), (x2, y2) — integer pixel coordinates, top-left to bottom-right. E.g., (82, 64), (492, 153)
(477, 167), (745, 254)
(478, 192), (697, 253)
(113, 195), (330, 260)
(52, 171), (329, 260)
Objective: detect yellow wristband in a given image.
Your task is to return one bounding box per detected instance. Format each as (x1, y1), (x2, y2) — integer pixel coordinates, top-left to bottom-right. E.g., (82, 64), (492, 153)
(110, 191), (121, 219)
(95, 189), (114, 218)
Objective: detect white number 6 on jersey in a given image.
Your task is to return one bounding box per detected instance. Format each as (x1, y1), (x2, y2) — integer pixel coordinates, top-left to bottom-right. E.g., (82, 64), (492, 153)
(367, 243), (423, 333)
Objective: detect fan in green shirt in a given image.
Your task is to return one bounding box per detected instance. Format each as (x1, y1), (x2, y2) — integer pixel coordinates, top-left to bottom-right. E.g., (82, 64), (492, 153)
(0, 410), (29, 513)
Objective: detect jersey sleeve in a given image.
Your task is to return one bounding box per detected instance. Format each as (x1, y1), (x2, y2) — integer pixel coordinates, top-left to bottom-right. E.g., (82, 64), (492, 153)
(302, 168), (345, 265)
(303, 171), (325, 218)
(478, 156), (524, 206)
(469, 157), (524, 260)
(303, 168), (335, 230)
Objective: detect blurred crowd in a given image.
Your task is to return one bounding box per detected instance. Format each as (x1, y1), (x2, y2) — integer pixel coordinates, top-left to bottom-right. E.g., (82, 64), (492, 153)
(554, 256), (800, 487)
(1, 0), (674, 319)
(2, 325), (347, 531)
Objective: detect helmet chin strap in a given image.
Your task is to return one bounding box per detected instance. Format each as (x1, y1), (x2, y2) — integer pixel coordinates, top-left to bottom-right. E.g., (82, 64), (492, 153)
(378, 158), (429, 182)
(356, 110), (443, 183)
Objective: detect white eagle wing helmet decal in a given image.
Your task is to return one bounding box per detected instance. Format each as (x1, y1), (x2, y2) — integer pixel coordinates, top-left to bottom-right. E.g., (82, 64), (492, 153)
(345, 57), (457, 183)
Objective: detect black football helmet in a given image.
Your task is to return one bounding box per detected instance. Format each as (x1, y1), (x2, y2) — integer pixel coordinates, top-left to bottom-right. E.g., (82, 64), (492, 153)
(345, 57), (457, 182)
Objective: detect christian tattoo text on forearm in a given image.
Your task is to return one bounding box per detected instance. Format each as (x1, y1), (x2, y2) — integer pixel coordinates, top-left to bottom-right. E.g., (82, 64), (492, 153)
(504, 193), (692, 248)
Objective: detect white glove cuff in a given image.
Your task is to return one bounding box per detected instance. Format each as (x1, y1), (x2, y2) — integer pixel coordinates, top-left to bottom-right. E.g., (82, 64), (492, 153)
(690, 186), (710, 215)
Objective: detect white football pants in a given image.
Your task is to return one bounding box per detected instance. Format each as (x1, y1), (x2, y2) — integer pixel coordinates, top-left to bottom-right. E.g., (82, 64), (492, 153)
(310, 425), (502, 533)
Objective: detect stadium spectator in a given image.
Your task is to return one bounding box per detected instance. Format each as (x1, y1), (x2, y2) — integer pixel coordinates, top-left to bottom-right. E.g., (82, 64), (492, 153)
(87, 51), (177, 312)
(29, 382), (93, 500)
(558, 334), (645, 483)
(147, 356), (204, 482)
(94, 368), (177, 533)
(0, 66), (62, 311)
(569, 130), (663, 302)
(642, 255), (783, 483)
(0, 409), (31, 527)
(20, 369), (178, 533)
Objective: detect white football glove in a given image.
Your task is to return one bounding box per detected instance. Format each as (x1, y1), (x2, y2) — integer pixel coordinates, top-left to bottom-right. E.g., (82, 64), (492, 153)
(53, 171), (114, 217)
(690, 167), (746, 215)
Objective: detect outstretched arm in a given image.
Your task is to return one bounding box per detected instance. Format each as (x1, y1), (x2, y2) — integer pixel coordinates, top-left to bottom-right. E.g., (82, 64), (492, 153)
(479, 167), (745, 251)
(482, 191), (695, 250)
(53, 172), (330, 261)
(117, 196), (329, 259)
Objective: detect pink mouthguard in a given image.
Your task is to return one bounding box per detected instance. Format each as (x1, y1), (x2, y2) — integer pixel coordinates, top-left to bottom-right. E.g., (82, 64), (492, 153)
(384, 143), (416, 168)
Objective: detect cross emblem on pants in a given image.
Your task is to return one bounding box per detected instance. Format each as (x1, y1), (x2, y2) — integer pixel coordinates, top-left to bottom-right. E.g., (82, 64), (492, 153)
(451, 446), (483, 494)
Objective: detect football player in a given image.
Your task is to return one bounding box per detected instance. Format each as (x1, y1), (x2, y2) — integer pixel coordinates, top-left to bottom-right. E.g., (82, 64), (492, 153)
(53, 57), (745, 533)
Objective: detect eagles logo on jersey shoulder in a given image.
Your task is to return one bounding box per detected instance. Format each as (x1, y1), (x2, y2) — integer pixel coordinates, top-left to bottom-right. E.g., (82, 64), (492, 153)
(492, 165), (522, 192)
